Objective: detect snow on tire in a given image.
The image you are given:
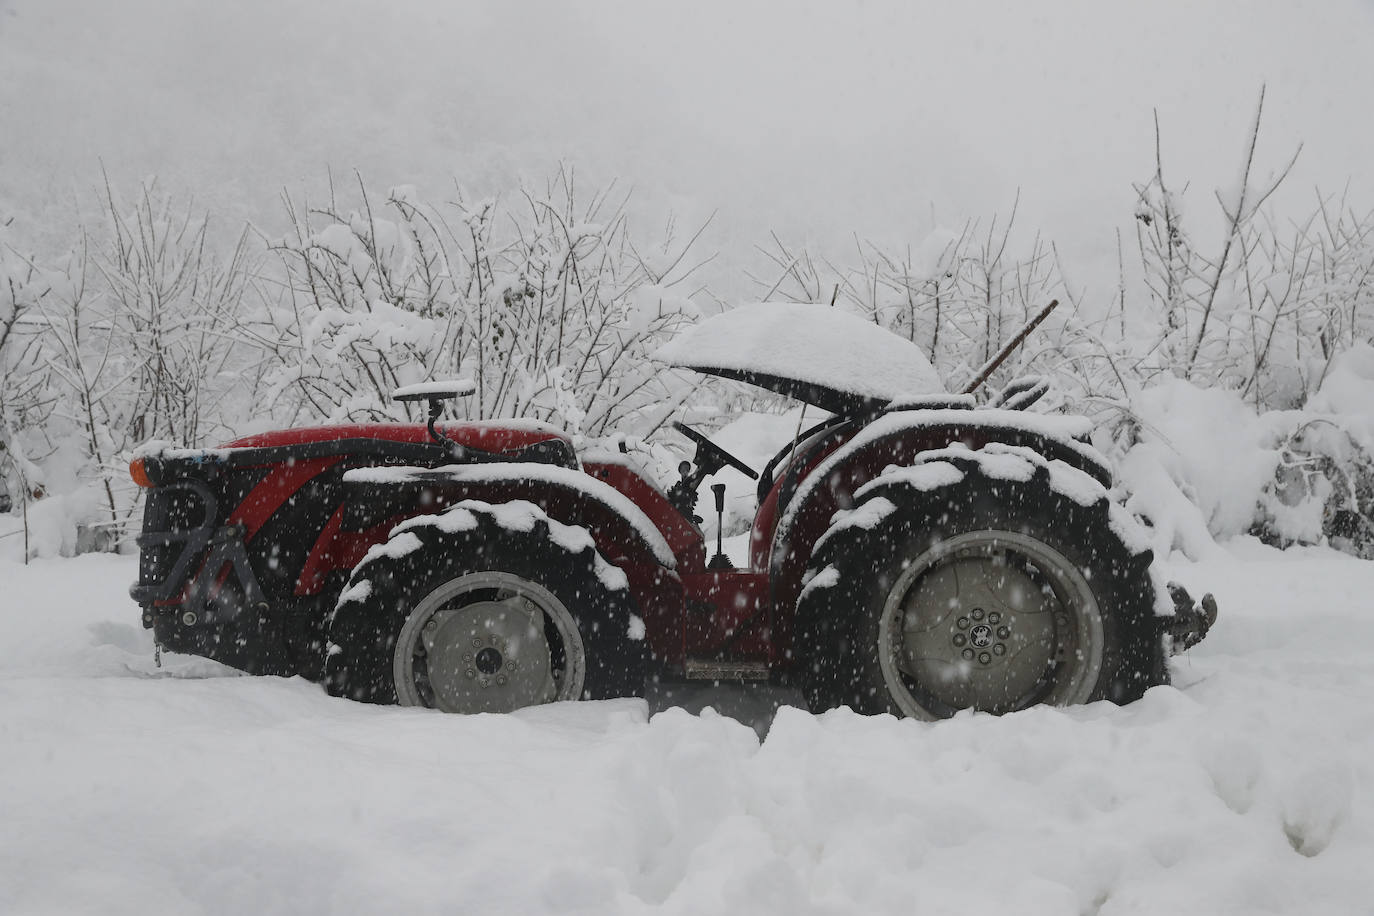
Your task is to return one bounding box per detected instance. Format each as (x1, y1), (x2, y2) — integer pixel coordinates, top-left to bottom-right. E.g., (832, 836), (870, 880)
(324, 500), (644, 712)
(795, 443), (1167, 720)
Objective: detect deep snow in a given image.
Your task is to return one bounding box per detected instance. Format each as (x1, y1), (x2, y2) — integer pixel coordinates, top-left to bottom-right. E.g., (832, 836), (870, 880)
(1, 544), (1370, 915)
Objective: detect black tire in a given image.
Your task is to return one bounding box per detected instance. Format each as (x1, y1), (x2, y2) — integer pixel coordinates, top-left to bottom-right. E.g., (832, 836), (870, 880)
(324, 502), (645, 711)
(795, 447), (1167, 719)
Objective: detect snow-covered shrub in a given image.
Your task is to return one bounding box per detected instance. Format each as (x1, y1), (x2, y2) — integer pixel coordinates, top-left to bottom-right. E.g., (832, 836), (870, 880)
(260, 169), (705, 437)
(1125, 90), (1374, 412)
(751, 199), (1068, 398)
(91, 181), (259, 450)
(1, 220), (133, 559)
(1253, 345), (1374, 556)
(728, 95), (1374, 559)
(3, 170), (712, 556)
(1110, 379), (1278, 559)
(1105, 354), (1374, 561)
(0, 222), (59, 557)
(2, 121), (1371, 562)
(1, 185), (263, 558)
(1258, 420), (1374, 555)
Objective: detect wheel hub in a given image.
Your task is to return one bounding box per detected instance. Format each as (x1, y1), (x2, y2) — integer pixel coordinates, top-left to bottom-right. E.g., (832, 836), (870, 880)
(393, 571), (587, 714)
(418, 596), (557, 713)
(474, 646), (503, 675)
(881, 532), (1104, 717)
(950, 609), (1013, 665)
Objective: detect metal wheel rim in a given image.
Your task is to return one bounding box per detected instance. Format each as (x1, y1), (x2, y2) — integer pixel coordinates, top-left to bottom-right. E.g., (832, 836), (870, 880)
(394, 571), (586, 713)
(877, 530), (1104, 720)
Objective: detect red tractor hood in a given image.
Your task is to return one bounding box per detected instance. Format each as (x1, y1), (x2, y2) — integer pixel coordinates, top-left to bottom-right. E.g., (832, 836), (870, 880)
(224, 420), (571, 454)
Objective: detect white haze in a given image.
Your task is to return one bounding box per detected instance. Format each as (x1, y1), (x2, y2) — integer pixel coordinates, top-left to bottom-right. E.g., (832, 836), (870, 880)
(2, 0), (1373, 301)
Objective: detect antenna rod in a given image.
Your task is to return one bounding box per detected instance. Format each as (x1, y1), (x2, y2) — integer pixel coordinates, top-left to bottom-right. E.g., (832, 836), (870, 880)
(961, 299), (1060, 395)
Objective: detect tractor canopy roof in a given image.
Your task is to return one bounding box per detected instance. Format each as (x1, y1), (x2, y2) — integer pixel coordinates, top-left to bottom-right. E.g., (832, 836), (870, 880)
(656, 302), (946, 415)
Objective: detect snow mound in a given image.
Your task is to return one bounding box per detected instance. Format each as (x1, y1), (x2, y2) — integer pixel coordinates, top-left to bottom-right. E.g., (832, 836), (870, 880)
(1307, 342), (1374, 423)
(4, 547), (1374, 914)
(1123, 378), (1279, 551)
(1116, 370), (1374, 561)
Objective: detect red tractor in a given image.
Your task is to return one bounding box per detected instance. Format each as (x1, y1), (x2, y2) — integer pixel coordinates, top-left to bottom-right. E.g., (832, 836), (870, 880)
(130, 303), (1214, 720)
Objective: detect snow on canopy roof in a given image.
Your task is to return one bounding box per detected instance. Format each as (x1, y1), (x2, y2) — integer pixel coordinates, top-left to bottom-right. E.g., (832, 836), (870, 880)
(655, 302), (946, 415)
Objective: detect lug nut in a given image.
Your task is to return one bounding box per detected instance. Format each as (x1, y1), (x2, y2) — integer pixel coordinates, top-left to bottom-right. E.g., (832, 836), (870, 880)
(496, 675), (507, 686)
(971, 608), (985, 621)
(961, 648), (975, 661)
(978, 652), (992, 665)
(957, 616), (970, 629)
(465, 668), (476, 679)
(997, 627), (1010, 639)
(471, 638), (483, 648)
(181, 611), (197, 627)
(993, 644), (1006, 656)
(988, 612), (1001, 624)
(953, 634), (967, 647)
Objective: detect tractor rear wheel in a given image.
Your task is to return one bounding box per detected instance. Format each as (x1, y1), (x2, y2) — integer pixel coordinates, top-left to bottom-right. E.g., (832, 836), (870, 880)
(324, 501), (644, 712)
(795, 446), (1166, 720)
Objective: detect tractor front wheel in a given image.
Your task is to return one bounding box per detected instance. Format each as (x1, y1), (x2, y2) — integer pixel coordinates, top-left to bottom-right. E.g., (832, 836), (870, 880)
(324, 501), (644, 712)
(389, 570), (587, 712)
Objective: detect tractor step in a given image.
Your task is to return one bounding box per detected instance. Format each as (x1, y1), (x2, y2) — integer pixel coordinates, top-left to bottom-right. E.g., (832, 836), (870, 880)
(684, 658), (771, 681)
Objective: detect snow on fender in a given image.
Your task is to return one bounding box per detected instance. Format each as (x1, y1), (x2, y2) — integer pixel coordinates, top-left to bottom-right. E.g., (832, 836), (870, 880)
(773, 406), (1117, 567)
(344, 462), (675, 568)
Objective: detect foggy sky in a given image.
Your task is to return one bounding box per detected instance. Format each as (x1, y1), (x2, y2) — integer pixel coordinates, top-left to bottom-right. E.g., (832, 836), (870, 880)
(3, 0), (1372, 303)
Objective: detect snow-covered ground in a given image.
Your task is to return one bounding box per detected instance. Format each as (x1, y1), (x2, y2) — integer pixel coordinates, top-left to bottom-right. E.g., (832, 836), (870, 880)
(1, 545), (1370, 915)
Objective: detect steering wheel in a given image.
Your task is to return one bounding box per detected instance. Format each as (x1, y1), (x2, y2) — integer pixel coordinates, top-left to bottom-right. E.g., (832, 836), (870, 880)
(672, 421), (759, 480)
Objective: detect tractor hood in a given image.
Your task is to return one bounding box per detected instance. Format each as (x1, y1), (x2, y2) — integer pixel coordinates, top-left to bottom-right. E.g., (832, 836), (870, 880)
(655, 302), (946, 415)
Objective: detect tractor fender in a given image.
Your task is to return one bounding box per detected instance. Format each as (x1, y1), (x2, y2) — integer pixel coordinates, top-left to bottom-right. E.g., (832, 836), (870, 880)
(769, 407), (1116, 613)
(341, 462), (676, 571)
(339, 463), (686, 666)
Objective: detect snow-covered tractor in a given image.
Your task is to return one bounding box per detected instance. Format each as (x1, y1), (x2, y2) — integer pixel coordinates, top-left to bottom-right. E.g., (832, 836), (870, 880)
(129, 303), (1214, 720)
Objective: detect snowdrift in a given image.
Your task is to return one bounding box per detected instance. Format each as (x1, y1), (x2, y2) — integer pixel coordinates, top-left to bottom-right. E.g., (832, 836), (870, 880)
(1, 549), (1370, 914)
